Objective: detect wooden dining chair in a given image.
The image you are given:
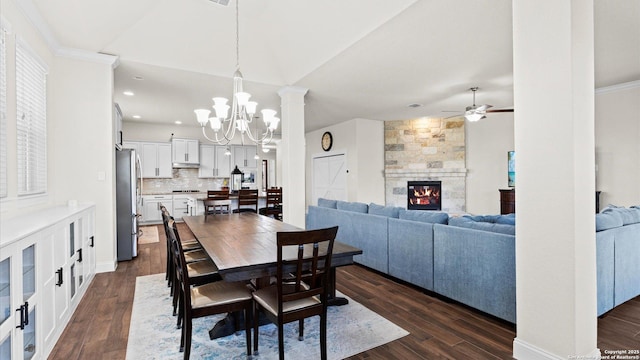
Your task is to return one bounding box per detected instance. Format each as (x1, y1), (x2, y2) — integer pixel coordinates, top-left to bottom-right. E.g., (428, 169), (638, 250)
(264, 187), (283, 220)
(169, 219), (222, 320)
(234, 189), (259, 213)
(205, 190), (231, 217)
(252, 226), (338, 360)
(161, 206), (202, 289)
(168, 227), (253, 360)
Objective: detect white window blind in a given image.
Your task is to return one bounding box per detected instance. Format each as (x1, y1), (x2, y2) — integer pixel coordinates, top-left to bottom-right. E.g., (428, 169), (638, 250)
(0, 27), (7, 198)
(16, 39), (47, 196)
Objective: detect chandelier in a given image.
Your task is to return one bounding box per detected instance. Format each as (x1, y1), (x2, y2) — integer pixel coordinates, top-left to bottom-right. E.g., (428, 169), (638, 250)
(194, 0), (279, 146)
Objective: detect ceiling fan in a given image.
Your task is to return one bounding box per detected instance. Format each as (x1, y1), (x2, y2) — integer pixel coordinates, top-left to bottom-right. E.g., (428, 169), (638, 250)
(446, 87), (514, 121)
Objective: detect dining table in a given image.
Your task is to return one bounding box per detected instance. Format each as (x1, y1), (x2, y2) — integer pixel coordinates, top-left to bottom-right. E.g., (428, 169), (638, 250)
(182, 213), (362, 339)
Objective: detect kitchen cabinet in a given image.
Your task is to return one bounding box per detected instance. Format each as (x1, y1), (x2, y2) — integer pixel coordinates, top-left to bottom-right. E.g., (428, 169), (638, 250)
(141, 142), (172, 178)
(141, 195), (172, 224)
(198, 145), (231, 178)
(1, 204), (95, 360)
(114, 103), (123, 149)
(232, 145), (257, 169)
(172, 195), (191, 221)
(171, 138), (199, 165)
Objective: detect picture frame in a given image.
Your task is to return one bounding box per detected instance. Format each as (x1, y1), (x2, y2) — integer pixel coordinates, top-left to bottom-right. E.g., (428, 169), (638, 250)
(508, 151), (515, 187)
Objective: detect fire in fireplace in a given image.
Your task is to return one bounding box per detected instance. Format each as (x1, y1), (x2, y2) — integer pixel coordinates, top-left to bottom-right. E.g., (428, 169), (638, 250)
(407, 181), (442, 211)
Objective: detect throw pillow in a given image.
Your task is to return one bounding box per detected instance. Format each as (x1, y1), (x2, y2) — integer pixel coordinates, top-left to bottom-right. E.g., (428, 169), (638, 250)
(317, 198), (338, 209)
(336, 200), (369, 213)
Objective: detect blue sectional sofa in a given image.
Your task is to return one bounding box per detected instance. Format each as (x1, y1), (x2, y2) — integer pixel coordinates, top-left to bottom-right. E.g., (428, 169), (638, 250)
(306, 198), (640, 323)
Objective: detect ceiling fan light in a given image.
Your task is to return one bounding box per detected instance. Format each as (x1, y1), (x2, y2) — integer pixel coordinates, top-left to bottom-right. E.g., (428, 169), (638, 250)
(465, 113), (484, 122)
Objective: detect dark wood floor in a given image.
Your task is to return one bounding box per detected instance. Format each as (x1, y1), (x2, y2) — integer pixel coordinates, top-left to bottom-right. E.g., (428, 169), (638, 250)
(49, 224), (640, 359)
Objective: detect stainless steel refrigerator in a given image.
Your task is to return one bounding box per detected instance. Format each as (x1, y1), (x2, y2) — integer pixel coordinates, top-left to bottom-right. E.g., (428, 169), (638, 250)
(116, 149), (141, 261)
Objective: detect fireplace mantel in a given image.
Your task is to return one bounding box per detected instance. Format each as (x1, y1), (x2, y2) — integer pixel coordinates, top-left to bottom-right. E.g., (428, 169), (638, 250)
(385, 168), (467, 179)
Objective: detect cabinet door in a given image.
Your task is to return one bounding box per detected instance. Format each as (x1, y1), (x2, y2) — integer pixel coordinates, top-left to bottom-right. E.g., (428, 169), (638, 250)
(157, 144), (173, 178)
(172, 139), (187, 163)
(41, 225), (67, 352)
(186, 140), (199, 164)
(141, 143), (158, 178)
(215, 146), (231, 177)
(244, 145), (257, 168)
(198, 145), (215, 178)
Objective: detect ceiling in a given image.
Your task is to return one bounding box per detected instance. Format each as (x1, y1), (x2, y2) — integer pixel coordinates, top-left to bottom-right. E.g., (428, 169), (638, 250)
(30, 0), (640, 132)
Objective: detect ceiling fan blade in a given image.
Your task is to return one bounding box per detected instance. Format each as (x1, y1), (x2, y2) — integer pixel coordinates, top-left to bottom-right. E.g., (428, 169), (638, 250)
(444, 113), (464, 119)
(475, 104), (492, 112)
(486, 108), (514, 113)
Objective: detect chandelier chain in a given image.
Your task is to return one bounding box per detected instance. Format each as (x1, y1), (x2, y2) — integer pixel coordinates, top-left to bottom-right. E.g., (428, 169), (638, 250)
(236, 0), (240, 69)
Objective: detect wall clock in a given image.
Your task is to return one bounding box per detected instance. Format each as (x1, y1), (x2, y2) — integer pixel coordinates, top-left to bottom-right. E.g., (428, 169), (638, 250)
(321, 131), (333, 151)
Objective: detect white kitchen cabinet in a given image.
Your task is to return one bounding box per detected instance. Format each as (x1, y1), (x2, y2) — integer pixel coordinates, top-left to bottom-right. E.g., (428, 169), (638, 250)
(232, 145), (257, 169)
(198, 145), (231, 178)
(0, 204), (95, 360)
(141, 142), (172, 178)
(141, 195), (172, 224)
(171, 138), (199, 165)
(172, 195), (191, 221)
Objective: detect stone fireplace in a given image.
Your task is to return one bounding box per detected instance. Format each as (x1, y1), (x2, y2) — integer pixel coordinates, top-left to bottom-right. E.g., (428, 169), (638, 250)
(384, 118), (467, 214)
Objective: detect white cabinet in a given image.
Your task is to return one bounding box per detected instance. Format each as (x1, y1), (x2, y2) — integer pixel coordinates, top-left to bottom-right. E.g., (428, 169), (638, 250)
(141, 142), (172, 178)
(141, 195), (172, 224)
(172, 195), (190, 221)
(0, 204), (95, 360)
(171, 138), (199, 165)
(198, 145), (231, 178)
(232, 145), (257, 169)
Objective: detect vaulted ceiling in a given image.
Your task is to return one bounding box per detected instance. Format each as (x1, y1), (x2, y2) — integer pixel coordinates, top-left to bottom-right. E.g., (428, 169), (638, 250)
(26, 0), (640, 131)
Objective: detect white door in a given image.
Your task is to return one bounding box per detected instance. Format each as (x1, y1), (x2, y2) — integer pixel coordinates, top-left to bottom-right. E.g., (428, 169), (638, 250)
(312, 154), (347, 206)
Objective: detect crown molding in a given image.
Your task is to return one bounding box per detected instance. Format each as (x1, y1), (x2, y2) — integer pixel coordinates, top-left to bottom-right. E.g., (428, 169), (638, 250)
(15, 0), (119, 67)
(596, 80), (640, 94)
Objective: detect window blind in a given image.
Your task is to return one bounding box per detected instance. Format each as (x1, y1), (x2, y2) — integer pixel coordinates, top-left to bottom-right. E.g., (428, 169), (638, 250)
(0, 27), (7, 198)
(16, 39), (47, 196)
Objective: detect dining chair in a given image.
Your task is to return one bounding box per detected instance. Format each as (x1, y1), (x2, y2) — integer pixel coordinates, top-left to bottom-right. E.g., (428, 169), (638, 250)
(264, 187), (283, 220)
(234, 189), (259, 213)
(161, 206), (202, 289)
(205, 190), (231, 217)
(168, 226), (253, 360)
(252, 226), (338, 360)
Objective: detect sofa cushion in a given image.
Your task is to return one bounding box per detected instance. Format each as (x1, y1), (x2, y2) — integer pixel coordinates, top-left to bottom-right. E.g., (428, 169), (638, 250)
(495, 214), (516, 226)
(596, 212), (624, 231)
(449, 216), (516, 236)
(336, 200), (368, 213)
(398, 209), (449, 224)
(368, 203), (402, 218)
(602, 205), (640, 225)
(317, 198), (337, 209)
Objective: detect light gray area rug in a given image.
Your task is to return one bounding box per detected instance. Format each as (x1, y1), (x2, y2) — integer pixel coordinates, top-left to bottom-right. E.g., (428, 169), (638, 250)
(126, 274), (409, 359)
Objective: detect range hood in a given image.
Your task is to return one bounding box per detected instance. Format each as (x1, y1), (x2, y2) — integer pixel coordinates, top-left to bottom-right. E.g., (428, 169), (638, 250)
(172, 162), (200, 169)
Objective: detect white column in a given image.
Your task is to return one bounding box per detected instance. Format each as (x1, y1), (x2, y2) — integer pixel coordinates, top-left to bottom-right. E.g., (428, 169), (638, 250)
(277, 86), (308, 228)
(513, 1), (598, 359)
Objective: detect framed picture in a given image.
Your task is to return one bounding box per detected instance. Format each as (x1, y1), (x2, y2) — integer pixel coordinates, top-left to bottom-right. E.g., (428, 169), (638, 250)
(508, 151), (515, 187)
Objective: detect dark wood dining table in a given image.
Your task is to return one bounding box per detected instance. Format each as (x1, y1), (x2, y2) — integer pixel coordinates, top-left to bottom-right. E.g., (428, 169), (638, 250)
(182, 213), (362, 339)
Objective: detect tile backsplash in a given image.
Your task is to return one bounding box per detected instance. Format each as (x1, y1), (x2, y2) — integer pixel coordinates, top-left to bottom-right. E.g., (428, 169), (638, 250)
(142, 168), (226, 194)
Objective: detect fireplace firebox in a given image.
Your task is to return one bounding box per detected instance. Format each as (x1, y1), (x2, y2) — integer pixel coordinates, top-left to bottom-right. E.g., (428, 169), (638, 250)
(407, 181), (442, 211)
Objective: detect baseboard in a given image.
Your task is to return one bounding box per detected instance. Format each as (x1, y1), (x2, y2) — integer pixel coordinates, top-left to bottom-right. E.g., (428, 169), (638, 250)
(96, 260), (117, 273)
(513, 338), (601, 360)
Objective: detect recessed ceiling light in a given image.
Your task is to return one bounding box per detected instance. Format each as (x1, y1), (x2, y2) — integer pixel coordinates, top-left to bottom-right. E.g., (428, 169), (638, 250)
(175, 121), (182, 125)
(407, 103), (423, 108)
(132, 115), (141, 119)
(123, 91), (135, 96)
(133, 76), (144, 80)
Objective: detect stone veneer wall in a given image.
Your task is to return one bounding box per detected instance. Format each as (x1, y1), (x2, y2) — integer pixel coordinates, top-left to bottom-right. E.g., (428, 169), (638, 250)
(385, 118), (467, 213)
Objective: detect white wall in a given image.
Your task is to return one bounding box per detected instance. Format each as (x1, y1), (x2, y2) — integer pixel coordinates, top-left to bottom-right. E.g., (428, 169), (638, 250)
(465, 113), (515, 214)
(305, 118), (385, 209)
(1, 0), (118, 272)
(595, 83), (640, 207)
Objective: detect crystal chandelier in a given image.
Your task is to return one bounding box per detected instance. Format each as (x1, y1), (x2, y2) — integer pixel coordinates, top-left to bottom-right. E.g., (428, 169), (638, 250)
(194, 0), (279, 146)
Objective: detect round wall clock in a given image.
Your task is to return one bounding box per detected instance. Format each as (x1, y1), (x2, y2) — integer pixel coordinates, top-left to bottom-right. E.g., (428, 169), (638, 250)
(321, 131), (333, 151)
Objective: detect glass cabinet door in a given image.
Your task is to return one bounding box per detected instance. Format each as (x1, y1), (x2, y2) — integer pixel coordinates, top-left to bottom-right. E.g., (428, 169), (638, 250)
(22, 246), (35, 302)
(0, 258), (9, 326)
(0, 334), (10, 360)
(22, 307), (35, 360)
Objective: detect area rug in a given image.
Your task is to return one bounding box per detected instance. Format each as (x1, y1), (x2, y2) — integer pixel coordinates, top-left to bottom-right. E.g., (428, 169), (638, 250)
(138, 226), (160, 244)
(126, 274), (408, 359)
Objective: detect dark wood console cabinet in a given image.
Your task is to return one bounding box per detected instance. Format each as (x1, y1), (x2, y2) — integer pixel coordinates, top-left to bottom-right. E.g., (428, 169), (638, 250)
(499, 189), (602, 214)
(499, 189), (515, 214)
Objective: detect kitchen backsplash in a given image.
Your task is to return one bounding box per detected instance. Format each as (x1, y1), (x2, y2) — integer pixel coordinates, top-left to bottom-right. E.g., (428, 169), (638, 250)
(142, 168), (226, 194)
